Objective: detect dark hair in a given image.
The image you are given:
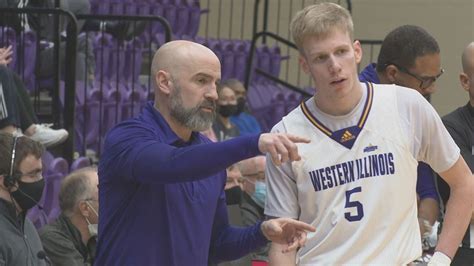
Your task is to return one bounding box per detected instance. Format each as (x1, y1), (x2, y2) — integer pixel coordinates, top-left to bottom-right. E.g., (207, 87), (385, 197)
(0, 133), (44, 176)
(220, 79), (244, 91)
(376, 25), (440, 72)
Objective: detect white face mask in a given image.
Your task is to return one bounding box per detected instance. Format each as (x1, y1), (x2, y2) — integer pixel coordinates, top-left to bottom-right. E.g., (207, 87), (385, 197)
(84, 201), (99, 237)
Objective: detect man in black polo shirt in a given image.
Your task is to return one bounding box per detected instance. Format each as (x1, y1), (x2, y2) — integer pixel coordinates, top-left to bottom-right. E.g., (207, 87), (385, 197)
(438, 42), (474, 265)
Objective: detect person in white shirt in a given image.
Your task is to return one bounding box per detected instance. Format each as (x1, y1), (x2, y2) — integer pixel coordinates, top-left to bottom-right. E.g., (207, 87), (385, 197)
(265, 3), (473, 265)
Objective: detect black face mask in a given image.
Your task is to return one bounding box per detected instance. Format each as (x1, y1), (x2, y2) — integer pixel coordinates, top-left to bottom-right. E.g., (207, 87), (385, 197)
(235, 97), (246, 115)
(225, 186), (242, 205)
(11, 178), (45, 211)
(218, 104), (238, 118)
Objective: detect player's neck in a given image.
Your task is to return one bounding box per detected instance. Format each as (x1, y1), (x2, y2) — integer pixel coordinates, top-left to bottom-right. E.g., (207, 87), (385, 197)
(314, 83), (364, 116)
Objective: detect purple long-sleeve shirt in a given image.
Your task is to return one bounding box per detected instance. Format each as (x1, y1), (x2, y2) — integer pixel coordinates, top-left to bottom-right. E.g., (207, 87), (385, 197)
(95, 102), (268, 266)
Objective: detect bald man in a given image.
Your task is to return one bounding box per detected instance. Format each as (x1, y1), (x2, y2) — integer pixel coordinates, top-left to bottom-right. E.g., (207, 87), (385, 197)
(95, 40), (315, 265)
(40, 167), (99, 265)
(437, 42), (474, 265)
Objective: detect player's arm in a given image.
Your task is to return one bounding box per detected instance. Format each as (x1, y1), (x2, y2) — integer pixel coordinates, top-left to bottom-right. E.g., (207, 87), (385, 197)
(404, 91), (472, 259)
(436, 155), (473, 258)
(264, 125), (302, 266)
(269, 242), (296, 266)
(416, 163), (439, 235)
(443, 120), (474, 224)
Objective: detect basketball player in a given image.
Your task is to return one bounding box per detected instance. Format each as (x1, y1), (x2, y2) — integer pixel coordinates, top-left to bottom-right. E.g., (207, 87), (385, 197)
(265, 3), (473, 265)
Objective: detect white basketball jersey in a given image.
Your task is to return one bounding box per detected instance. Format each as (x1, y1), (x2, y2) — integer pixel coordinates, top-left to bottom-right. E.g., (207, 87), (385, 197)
(267, 83), (423, 264)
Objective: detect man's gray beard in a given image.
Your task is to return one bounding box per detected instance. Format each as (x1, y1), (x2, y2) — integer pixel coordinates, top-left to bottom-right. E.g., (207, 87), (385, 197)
(169, 86), (216, 132)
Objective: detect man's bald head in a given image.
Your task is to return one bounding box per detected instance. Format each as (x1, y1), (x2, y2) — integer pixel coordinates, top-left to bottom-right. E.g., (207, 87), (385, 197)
(151, 40), (219, 80)
(461, 42), (474, 74)
(239, 156), (266, 176)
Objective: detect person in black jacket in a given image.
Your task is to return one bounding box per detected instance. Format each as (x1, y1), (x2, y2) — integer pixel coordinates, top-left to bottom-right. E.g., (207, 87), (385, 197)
(0, 132), (47, 265)
(437, 41), (474, 266)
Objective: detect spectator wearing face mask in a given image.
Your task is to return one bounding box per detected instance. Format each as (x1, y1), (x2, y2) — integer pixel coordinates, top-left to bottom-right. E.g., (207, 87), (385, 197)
(39, 166), (99, 266)
(222, 79), (262, 136)
(0, 133), (47, 266)
(239, 156), (270, 263)
(212, 83), (240, 141)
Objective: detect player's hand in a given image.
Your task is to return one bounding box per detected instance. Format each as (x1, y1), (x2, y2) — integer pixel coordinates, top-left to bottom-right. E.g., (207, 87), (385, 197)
(427, 251), (451, 266)
(0, 45), (13, 66)
(258, 133), (310, 166)
(261, 218), (316, 253)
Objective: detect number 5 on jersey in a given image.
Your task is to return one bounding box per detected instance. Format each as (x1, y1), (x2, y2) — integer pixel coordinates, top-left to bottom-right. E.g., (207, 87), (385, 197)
(344, 186), (364, 222)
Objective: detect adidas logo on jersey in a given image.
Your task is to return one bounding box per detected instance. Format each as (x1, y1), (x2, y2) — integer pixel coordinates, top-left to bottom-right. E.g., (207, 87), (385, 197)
(363, 144), (378, 153)
(340, 130), (355, 142)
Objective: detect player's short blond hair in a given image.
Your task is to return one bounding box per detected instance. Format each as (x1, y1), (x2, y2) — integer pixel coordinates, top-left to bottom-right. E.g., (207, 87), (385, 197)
(290, 2), (353, 52)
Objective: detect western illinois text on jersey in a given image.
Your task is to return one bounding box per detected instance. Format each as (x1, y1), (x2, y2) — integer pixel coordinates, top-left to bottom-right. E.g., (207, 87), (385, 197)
(308, 152), (395, 192)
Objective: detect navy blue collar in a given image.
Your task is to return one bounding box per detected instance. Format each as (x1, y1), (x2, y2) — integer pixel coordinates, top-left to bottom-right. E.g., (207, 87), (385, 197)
(144, 101), (201, 146)
(359, 63), (381, 84)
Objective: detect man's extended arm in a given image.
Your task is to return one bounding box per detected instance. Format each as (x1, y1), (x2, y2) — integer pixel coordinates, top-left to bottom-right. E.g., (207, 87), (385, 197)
(436, 156), (473, 258)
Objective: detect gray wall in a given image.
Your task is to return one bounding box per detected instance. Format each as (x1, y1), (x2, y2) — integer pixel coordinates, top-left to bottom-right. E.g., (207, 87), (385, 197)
(353, 0), (474, 115)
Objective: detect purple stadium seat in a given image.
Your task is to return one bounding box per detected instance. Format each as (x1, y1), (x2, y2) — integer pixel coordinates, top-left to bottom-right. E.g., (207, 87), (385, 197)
(70, 157), (92, 172)
(102, 84), (124, 138)
(123, 38), (143, 83)
(174, 1), (191, 39)
(95, 1), (111, 14)
(270, 45), (282, 77)
(109, 42), (127, 82)
(255, 46), (271, 83)
(41, 151), (55, 174)
(185, 0), (203, 39)
(110, 0), (125, 15)
(121, 83), (148, 120)
(150, 3), (167, 45)
(285, 92), (302, 113)
(93, 33), (115, 81)
(27, 205), (48, 229)
(43, 172), (65, 222)
(48, 157), (69, 176)
(123, 1), (138, 15)
(221, 41), (235, 80)
(233, 40), (251, 82)
(42, 157), (68, 222)
(75, 88), (103, 154)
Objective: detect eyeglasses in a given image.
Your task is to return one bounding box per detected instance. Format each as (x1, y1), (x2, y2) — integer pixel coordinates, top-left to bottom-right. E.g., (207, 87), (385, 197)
(387, 62), (444, 90)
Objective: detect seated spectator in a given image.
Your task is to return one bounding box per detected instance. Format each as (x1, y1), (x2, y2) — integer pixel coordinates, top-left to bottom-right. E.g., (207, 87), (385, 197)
(212, 83), (240, 141)
(223, 79), (262, 136)
(239, 156), (269, 263)
(0, 133), (47, 265)
(0, 46), (68, 147)
(40, 166), (99, 265)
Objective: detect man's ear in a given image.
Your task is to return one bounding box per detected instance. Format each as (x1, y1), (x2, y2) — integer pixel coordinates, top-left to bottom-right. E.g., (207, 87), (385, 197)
(299, 54), (310, 75)
(353, 40), (362, 64)
(155, 70), (173, 95)
(0, 175), (13, 192)
(459, 73), (470, 92)
(384, 65), (399, 84)
(78, 201), (90, 217)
